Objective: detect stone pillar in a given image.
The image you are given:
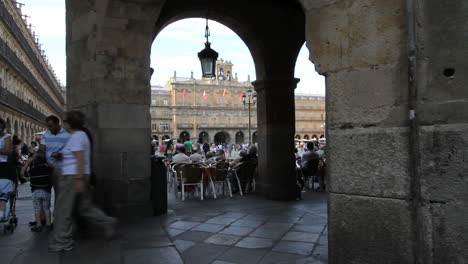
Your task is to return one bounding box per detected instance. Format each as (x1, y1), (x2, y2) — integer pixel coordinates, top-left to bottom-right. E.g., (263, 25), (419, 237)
(253, 79), (299, 200)
(302, 0), (415, 262)
(66, 0), (164, 216)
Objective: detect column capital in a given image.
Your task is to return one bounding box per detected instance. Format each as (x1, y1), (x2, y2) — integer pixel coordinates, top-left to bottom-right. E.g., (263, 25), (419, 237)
(252, 78), (300, 92)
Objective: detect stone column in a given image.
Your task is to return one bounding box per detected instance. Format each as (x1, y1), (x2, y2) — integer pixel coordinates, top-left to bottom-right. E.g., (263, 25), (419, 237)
(253, 78), (299, 200)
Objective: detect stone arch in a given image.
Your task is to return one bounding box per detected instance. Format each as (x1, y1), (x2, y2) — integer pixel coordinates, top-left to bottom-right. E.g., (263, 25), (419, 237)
(303, 135), (309, 140)
(295, 134), (301, 139)
(320, 134), (324, 139)
(5, 117), (11, 134)
(312, 134), (318, 140)
(162, 135), (170, 141)
(198, 131), (209, 144)
(13, 119), (18, 136)
(179, 131), (190, 142)
(235, 131), (244, 144)
(214, 131), (230, 144)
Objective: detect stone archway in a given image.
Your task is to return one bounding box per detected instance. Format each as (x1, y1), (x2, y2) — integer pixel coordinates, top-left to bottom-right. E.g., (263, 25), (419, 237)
(198, 131), (209, 144)
(295, 134), (301, 139)
(179, 131), (190, 142)
(252, 131), (258, 144)
(214, 131), (230, 144)
(235, 131), (244, 144)
(65, 1), (468, 262)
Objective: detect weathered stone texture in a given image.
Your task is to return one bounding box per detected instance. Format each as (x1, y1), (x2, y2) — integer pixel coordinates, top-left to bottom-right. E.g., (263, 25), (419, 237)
(416, 0), (468, 126)
(328, 193), (414, 264)
(326, 62), (408, 127)
(304, 0), (406, 73)
(328, 127), (410, 199)
(418, 124), (468, 262)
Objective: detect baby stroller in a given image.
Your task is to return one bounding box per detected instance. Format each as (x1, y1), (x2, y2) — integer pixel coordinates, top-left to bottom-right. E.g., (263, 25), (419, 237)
(1, 182), (19, 234)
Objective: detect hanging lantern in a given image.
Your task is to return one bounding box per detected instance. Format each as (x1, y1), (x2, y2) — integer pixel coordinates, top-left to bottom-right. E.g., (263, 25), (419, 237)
(198, 18), (218, 78)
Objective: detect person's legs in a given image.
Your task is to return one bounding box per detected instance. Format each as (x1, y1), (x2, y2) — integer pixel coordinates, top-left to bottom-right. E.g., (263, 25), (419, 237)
(48, 176), (76, 251)
(42, 191), (52, 226)
(76, 175), (116, 237)
(0, 179), (13, 221)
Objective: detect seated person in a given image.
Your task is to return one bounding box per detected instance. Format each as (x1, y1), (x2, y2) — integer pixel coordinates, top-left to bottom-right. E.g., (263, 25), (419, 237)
(172, 146), (191, 164)
(240, 146), (258, 163)
(189, 148), (203, 163)
(230, 150), (247, 168)
(207, 149), (226, 163)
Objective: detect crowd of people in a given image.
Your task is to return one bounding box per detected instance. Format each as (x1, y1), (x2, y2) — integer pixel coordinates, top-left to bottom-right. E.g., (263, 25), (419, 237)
(152, 136), (259, 167)
(0, 112), (116, 252)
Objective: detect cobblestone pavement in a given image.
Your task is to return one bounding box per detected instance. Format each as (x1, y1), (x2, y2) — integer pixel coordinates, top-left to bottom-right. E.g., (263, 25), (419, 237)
(1, 184), (328, 264)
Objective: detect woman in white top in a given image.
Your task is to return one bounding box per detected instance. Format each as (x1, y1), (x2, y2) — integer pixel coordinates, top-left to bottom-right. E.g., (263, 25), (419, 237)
(0, 118), (13, 221)
(49, 111), (116, 252)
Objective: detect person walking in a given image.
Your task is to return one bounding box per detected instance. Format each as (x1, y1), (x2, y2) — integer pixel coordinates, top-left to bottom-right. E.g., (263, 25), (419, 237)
(48, 111), (116, 252)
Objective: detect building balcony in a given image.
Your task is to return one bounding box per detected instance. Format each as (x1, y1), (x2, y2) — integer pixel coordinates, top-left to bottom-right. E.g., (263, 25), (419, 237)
(0, 86), (47, 122)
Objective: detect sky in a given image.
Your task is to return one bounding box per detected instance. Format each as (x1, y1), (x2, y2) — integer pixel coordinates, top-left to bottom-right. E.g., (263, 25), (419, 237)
(22, 0), (325, 95)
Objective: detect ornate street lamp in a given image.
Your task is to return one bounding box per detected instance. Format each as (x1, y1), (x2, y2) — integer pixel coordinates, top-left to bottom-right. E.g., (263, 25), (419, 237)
(198, 18), (218, 78)
(242, 89), (257, 145)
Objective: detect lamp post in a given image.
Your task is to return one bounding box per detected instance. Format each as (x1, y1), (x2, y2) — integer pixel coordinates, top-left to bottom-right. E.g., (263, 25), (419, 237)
(198, 18), (218, 78)
(242, 89), (257, 145)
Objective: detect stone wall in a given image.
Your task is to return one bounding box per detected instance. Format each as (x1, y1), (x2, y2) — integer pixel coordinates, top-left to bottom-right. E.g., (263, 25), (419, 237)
(301, 0), (467, 263)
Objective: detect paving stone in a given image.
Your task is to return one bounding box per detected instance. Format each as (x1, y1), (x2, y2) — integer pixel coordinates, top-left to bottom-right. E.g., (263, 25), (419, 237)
(222, 212), (247, 219)
(249, 226), (290, 240)
(0, 247), (21, 264)
(231, 219), (263, 228)
(235, 237), (274, 249)
(192, 223), (226, 233)
(212, 261), (237, 264)
(61, 240), (122, 264)
(123, 235), (173, 249)
(123, 247), (183, 264)
(205, 234), (243, 246)
(273, 241), (314, 256)
(312, 243), (328, 258)
(219, 226), (254, 236)
(282, 231), (320, 243)
(206, 217), (238, 225)
(11, 250), (61, 264)
(183, 216), (212, 222)
(175, 231), (214, 242)
(168, 221), (200, 230)
(262, 222), (294, 230)
(174, 239), (196, 253)
(292, 224), (325, 234)
(259, 251), (305, 264)
(297, 215), (327, 225)
(217, 247), (269, 264)
(241, 215), (269, 221)
(267, 216), (301, 223)
(182, 243), (229, 264)
(166, 228), (186, 237)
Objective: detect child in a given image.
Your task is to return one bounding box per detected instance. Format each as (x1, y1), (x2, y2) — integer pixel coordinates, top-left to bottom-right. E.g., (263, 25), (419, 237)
(27, 153), (53, 232)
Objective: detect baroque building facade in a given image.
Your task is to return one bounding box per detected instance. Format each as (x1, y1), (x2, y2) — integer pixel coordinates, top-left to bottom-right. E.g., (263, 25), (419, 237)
(0, 0), (65, 144)
(150, 59), (325, 144)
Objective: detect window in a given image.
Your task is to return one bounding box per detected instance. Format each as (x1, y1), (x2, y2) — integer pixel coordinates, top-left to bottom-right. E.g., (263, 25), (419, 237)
(160, 123), (169, 132)
(163, 99), (168, 105)
(151, 124), (157, 131)
(151, 99), (156, 105)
